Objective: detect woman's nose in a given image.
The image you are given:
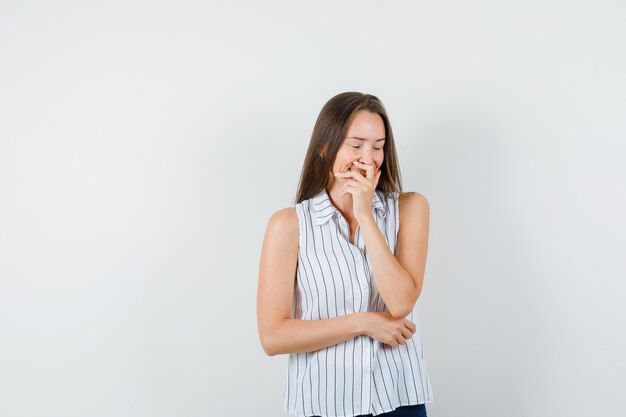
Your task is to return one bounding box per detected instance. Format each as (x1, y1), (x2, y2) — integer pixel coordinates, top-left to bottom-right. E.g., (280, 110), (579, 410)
(358, 150), (374, 164)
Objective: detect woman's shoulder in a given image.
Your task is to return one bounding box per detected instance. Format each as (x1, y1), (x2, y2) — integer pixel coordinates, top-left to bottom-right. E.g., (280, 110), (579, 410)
(265, 206), (299, 237)
(398, 191), (430, 220)
(398, 190), (428, 203)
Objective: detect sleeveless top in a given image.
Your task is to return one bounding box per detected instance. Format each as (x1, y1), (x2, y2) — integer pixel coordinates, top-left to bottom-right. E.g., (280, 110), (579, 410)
(283, 188), (433, 417)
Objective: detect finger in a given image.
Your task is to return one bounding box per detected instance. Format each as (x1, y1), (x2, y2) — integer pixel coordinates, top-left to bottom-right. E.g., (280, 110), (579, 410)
(340, 179), (361, 193)
(384, 338), (396, 347)
(404, 320), (416, 333)
(395, 334), (407, 345)
(400, 327), (413, 340)
(352, 161), (375, 180)
(337, 168), (369, 186)
(340, 184), (359, 196)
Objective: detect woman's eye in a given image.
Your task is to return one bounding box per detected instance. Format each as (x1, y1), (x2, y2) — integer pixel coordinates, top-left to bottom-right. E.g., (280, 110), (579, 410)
(350, 145), (383, 150)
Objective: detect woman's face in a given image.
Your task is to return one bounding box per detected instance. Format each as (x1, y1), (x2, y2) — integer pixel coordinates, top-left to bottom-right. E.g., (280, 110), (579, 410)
(329, 110), (386, 184)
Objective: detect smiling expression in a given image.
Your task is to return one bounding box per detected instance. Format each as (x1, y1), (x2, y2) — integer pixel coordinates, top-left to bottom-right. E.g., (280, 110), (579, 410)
(329, 110), (386, 186)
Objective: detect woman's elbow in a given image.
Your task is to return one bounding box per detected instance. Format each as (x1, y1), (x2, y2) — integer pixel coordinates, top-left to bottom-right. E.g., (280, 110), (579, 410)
(260, 323), (288, 356)
(260, 333), (279, 356)
(388, 305), (412, 319)
(389, 295), (419, 318)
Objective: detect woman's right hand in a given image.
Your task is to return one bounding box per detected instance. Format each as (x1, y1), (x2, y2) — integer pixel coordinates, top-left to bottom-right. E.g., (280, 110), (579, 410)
(359, 312), (416, 347)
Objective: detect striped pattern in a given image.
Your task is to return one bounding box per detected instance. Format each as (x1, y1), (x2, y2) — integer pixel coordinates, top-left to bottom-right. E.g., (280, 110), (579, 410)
(283, 188), (433, 417)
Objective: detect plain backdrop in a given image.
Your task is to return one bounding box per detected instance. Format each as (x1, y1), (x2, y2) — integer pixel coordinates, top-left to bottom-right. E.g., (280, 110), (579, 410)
(1, 1), (625, 416)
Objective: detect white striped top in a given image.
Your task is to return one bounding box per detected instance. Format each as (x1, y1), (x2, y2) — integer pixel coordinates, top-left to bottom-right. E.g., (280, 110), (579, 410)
(283, 188), (433, 417)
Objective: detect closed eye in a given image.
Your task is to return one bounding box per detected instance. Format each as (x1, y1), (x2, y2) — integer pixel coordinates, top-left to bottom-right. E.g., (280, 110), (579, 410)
(351, 146), (383, 150)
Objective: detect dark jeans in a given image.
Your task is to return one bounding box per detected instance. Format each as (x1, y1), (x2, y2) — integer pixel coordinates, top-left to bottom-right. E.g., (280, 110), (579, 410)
(312, 403), (427, 417)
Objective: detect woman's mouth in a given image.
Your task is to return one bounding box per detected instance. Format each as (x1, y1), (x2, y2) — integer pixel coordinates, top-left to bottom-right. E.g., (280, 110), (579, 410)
(349, 166), (366, 176)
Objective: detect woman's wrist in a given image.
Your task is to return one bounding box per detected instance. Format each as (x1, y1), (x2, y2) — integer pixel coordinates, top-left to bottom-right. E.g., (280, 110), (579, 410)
(356, 212), (377, 228)
(353, 312), (371, 337)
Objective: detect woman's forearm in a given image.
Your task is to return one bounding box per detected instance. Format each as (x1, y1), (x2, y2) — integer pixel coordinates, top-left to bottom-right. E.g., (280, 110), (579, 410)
(358, 215), (417, 318)
(263, 313), (368, 356)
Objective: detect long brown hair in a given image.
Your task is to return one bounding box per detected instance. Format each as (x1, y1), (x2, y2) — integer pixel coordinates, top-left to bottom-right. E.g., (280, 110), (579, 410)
(294, 92), (405, 204)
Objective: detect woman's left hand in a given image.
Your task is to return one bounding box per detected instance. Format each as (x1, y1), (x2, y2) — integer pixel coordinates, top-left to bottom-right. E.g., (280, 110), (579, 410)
(334, 161), (382, 222)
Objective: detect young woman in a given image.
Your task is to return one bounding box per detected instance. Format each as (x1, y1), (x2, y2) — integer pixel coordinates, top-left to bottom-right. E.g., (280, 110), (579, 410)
(257, 92), (433, 417)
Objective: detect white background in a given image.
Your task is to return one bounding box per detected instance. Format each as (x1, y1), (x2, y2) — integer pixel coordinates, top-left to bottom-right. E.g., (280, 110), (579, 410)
(1, 1), (625, 416)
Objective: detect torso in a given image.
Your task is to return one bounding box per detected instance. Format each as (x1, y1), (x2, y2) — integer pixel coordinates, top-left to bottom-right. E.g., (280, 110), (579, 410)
(282, 189), (434, 415)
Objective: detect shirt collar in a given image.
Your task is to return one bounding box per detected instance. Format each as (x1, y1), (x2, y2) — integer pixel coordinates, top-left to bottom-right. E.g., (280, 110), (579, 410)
(311, 188), (386, 226)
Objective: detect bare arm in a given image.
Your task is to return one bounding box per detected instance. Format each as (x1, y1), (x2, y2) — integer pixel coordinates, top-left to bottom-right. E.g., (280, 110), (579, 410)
(257, 207), (417, 356)
(256, 208), (364, 356)
(358, 192), (430, 318)
(264, 315), (367, 356)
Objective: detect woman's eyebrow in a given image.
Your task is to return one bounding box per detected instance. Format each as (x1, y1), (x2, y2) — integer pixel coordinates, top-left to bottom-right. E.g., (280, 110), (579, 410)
(346, 136), (386, 141)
